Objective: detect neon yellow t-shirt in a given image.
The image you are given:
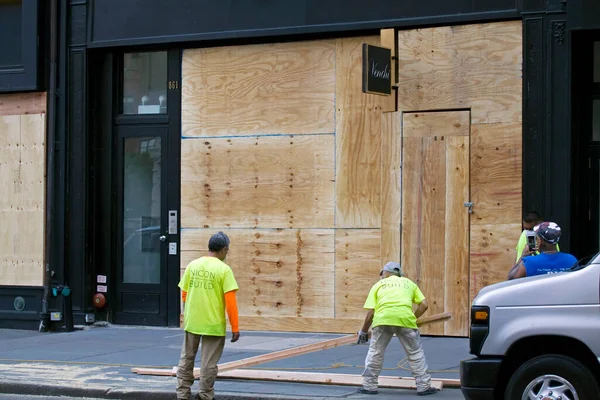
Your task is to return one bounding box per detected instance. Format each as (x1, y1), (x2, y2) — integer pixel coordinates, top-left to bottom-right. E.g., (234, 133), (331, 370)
(515, 231), (559, 262)
(363, 275), (425, 329)
(178, 256), (239, 336)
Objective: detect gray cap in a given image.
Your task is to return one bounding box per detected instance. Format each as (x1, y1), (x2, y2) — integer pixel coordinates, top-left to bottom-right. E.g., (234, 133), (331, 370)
(208, 231), (230, 251)
(380, 262), (402, 276)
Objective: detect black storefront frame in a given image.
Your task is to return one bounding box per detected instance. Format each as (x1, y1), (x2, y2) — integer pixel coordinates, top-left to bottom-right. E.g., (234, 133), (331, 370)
(5, 0), (597, 330)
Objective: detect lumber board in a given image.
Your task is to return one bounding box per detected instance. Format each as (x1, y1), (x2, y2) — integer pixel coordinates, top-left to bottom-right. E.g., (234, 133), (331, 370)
(380, 28), (397, 113)
(335, 36), (383, 228)
(0, 92), (46, 116)
(134, 313), (452, 377)
(470, 122), (522, 226)
(444, 136), (470, 336)
(180, 135), (335, 229)
(396, 21), (522, 124)
(470, 224), (520, 302)
(334, 229), (381, 319)
(218, 370), (445, 390)
(181, 229), (335, 319)
(380, 112), (401, 265)
(181, 40), (336, 137)
(0, 114), (45, 286)
(418, 136), (446, 336)
(402, 112), (470, 138)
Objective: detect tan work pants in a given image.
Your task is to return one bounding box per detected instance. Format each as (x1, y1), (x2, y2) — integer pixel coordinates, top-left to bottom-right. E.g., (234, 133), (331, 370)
(176, 331), (226, 400)
(361, 325), (432, 393)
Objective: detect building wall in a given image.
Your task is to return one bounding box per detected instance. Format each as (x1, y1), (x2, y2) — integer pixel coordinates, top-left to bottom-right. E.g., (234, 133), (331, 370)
(0, 92), (47, 286)
(180, 20), (522, 336)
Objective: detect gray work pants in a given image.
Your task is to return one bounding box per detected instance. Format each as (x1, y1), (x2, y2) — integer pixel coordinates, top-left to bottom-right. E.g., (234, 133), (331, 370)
(176, 331), (226, 400)
(361, 325), (432, 393)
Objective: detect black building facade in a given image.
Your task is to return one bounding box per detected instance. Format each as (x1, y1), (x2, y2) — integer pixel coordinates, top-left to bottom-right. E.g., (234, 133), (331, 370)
(1, 0), (599, 331)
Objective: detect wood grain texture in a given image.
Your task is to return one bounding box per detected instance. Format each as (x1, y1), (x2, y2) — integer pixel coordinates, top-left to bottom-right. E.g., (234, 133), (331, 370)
(471, 122), (522, 226)
(402, 112), (470, 138)
(0, 114), (46, 286)
(380, 29), (397, 113)
(396, 21), (522, 124)
(401, 112), (470, 336)
(470, 224), (520, 302)
(181, 135), (335, 229)
(334, 229), (381, 319)
(444, 136), (470, 337)
(181, 229), (334, 319)
(182, 40), (336, 137)
(0, 92), (46, 116)
(380, 112), (401, 265)
(335, 36), (384, 228)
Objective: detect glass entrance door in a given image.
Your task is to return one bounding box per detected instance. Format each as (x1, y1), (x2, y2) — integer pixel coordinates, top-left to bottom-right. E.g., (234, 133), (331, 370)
(114, 125), (169, 325)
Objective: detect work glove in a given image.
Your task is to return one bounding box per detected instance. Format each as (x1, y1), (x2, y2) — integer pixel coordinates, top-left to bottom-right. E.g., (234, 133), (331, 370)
(357, 330), (369, 345)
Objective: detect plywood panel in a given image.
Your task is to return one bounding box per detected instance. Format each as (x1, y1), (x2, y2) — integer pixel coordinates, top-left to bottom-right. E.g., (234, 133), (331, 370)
(400, 137), (422, 286)
(470, 224), (520, 302)
(335, 36), (384, 228)
(380, 112), (401, 264)
(380, 29), (397, 113)
(334, 229), (381, 319)
(181, 229), (334, 318)
(471, 122), (522, 225)
(0, 92), (46, 116)
(396, 21), (522, 124)
(181, 135), (335, 229)
(182, 41), (336, 137)
(402, 112), (470, 138)
(0, 114), (45, 286)
(444, 136), (470, 336)
(416, 137), (446, 336)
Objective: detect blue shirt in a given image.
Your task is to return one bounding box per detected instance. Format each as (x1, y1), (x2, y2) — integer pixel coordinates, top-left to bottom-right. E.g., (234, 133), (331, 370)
(522, 252), (578, 277)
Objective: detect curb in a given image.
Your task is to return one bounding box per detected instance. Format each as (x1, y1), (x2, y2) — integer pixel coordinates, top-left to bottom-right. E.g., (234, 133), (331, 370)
(0, 380), (333, 400)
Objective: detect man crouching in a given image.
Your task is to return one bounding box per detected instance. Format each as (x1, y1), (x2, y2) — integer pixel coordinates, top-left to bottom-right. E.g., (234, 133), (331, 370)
(357, 262), (438, 396)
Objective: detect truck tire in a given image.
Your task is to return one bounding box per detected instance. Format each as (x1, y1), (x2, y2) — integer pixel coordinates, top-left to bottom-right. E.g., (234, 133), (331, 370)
(504, 354), (600, 400)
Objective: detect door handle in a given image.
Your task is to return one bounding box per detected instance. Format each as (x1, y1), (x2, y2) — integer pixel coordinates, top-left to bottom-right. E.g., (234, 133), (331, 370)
(159, 235), (167, 242)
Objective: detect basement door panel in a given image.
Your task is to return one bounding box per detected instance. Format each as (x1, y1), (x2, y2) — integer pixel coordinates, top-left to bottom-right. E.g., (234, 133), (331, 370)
(401, 111), (470, 337)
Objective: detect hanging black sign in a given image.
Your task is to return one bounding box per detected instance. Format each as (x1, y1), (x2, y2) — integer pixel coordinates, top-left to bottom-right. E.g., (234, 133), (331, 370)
(362, 44), (392, 96)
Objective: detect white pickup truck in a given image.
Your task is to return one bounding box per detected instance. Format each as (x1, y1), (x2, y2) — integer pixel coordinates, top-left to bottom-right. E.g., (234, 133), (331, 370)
(459, 252), (600, 399)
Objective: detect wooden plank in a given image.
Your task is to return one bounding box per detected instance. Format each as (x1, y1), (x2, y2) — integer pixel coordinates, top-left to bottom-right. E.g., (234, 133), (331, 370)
(444, 136), (470, 337)
(334, 229), (381, 319)
(181, 40), (336, 137)
(417, 136), (446, 336)
(181, 229), (335, 319)
(335, 36), (383, 228)
(181, 135), (335, 229)
(400, 137), (421, 290)
(380, 112), (401, 264)
(380, 28), (397, 113)
(0, 92), (46, 116)
(470, 224), (520, 302)
(402, 112), (470, 138)
(396, 21), (522, 124)
(136, 313), (452, 377)
(217, 370), (445, 390)
(471, 122), (522, 226)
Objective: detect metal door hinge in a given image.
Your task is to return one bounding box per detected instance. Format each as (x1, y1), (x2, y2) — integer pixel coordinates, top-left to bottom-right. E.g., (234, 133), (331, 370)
(464, 202), (474, 214)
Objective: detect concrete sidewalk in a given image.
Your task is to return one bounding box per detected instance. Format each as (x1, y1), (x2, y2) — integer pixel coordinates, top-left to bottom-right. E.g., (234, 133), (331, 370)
(0, 324), (468, 399)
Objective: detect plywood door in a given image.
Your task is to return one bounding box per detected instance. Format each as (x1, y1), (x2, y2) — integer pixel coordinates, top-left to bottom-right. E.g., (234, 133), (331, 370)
(401, 111), (470, 337)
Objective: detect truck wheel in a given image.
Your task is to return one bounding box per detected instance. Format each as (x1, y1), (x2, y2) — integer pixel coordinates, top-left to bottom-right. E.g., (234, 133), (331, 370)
(504, 354), (600, 400)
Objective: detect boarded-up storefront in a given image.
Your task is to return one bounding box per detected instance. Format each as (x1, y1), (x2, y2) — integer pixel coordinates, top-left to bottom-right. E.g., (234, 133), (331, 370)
(180, 21), (522, 337)
(0, 93), (47, 287)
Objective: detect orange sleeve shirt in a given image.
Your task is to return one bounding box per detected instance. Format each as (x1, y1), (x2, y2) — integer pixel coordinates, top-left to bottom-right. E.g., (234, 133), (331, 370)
(181, 289), (239, 332)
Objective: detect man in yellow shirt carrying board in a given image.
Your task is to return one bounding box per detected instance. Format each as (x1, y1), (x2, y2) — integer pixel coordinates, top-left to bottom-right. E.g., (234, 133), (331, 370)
(176, 231), (240, 400)
(356, 262), (438, 396)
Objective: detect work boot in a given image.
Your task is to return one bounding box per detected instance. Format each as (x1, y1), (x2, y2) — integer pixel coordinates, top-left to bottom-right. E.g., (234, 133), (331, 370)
(357, 387), (378, 395)
(417, 387), (439, 396)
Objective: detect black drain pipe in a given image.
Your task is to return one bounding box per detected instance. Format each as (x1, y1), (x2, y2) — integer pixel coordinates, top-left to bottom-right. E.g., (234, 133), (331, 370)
(40, 0), (58, 332)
